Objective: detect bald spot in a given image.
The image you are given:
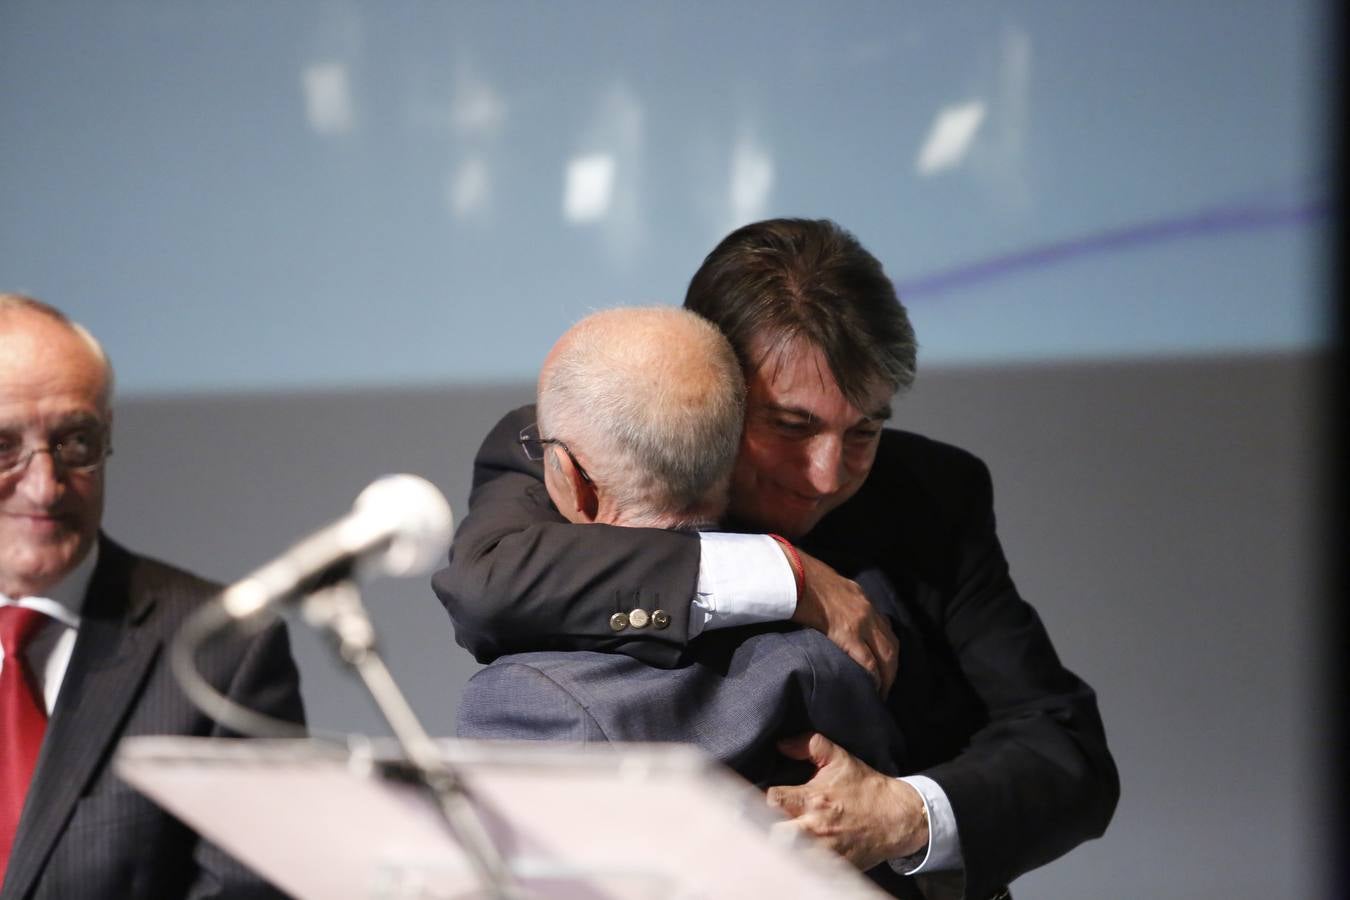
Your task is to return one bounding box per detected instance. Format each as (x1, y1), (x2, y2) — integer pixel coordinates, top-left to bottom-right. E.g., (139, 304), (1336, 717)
(0, 307), (111, 416)
(538, 306), (744, 528)
(541, 307), (730, 426)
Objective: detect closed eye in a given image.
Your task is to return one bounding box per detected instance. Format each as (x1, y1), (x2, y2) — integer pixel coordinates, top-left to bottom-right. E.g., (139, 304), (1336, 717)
(772, 419), (814, 436)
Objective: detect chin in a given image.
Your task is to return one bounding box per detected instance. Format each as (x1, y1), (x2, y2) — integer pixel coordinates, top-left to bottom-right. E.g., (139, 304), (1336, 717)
(777, 517), (820, 541)
(9, 538), (87, 586)
(1, 563), (64, 596)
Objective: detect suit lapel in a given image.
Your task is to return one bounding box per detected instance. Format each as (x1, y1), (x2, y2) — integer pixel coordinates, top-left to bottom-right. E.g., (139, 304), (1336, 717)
(1, 540), (161, 900)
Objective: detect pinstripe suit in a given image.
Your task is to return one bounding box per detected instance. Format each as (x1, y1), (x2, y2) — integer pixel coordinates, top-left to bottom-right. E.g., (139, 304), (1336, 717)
(0, 537), (304, 900)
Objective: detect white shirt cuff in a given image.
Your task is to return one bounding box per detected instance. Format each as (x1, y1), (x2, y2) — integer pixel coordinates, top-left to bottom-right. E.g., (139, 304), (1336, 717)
(689, 533), (797, 637)
(892, 775), (963, 874)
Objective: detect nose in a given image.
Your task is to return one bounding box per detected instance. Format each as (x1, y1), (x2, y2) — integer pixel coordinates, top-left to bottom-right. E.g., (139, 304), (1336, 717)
(803, 436), (846, 496)
(14, 449), (63, 507)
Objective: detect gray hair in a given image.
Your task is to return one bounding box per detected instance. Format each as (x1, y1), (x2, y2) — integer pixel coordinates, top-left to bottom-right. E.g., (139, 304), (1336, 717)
(539, 307), (745, 529)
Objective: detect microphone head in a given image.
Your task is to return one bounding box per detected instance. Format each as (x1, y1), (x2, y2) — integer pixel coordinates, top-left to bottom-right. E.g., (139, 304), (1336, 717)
(352, 474), (454, 578)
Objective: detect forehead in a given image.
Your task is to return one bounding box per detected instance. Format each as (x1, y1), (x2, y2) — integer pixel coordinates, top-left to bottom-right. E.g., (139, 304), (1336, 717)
(0, 314), (109, 422)
(745, 335), (892, 419)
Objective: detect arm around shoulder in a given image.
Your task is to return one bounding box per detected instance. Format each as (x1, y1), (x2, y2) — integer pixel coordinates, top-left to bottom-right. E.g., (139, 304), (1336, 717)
(433, 406), (702, 667)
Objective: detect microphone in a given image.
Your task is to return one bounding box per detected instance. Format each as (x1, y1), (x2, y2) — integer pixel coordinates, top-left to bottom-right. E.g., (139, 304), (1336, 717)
(219, 474), (454, 620)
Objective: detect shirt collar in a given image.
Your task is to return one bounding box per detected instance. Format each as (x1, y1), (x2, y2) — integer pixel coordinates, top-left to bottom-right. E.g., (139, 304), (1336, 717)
(0, 543), (98, 629)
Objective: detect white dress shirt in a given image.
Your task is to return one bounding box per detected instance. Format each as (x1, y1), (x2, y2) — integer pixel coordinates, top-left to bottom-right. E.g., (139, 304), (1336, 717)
(0, 546), (98, 716)
(693, 532), (963, 875)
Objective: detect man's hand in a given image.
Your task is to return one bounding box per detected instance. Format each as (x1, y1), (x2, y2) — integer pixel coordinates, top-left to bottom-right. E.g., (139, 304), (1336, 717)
(766, 733), (928, 872)
(789, 549), (899, 694)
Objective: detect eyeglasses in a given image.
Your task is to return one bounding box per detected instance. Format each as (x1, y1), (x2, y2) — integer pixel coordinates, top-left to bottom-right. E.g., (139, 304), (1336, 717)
(518, 423), (593, 484)
(0, 427), (113, 478)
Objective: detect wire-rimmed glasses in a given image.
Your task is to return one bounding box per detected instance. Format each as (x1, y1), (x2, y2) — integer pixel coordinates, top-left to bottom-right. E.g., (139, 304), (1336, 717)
(518, 422), (593, 484)
(0, 426), (113, 478)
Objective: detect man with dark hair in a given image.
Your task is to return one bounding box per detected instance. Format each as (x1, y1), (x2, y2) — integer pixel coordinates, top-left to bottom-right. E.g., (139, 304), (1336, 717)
(685, 216), (918, 403)
(457, 308), (909, 835)
(436, 219), (1117, 899)
(0, 293), (304, 899)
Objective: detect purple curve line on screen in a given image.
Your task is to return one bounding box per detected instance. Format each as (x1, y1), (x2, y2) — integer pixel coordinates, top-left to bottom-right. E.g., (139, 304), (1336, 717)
(896, 198), (1329, 301)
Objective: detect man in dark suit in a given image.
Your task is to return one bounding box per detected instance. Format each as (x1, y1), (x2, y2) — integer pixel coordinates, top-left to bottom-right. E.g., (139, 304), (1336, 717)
(456, 308), (908, 794)
(0, 294), (304, 899)
(436, 219), (1118, 899)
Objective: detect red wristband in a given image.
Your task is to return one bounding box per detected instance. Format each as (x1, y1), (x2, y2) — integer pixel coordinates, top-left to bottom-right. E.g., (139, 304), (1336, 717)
(767, 533), (805, 601)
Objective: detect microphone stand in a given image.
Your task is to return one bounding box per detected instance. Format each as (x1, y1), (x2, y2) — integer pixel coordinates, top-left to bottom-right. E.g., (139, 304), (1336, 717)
(301, 580), (521, 900)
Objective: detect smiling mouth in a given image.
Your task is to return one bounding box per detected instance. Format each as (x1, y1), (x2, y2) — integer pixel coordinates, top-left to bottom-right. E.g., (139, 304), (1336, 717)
(779, 490), (824, 508)
(4, 512), (72, 530)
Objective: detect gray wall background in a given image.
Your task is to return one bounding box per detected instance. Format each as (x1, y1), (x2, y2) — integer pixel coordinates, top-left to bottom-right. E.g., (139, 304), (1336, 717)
(102, 351), (1326, 899)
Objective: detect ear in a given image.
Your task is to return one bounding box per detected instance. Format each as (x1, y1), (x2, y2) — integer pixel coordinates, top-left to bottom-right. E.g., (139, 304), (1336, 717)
(549, 446), (600, 523)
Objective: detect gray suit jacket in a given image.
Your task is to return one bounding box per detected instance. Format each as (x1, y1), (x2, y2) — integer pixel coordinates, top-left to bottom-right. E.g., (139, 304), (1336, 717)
(458, 568), (920, 897)
(458, 622), (906, 787)
(0, 537), (306, 900)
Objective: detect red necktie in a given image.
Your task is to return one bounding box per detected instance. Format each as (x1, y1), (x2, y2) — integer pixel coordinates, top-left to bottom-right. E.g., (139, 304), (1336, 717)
(0, 607), (49, 878)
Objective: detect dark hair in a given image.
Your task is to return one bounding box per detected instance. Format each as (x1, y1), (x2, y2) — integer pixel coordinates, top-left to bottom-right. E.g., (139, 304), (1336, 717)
(683, 218), (917, 407)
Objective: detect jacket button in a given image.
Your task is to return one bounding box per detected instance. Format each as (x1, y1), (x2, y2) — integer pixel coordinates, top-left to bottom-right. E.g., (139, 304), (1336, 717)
(609, 612), (629, 632)
(651, 609), (670, 629)
(629, 608), (650, 629)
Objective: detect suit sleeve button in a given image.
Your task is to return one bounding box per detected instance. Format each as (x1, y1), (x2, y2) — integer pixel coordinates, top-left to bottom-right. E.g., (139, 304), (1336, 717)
(609, 612), (629, 632)
(651, 609), (670, 630)
(628, 608), (650, 629)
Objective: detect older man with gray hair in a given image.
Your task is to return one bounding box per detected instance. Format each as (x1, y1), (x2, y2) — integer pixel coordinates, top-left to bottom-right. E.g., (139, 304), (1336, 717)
(528, 306), (744, 532)
(456, 307), (909, 890)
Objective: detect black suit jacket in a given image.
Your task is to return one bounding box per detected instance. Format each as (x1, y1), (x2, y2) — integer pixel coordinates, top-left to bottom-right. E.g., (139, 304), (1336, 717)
(434, 405), (1118, 900)
(0, 537), (305, 900)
